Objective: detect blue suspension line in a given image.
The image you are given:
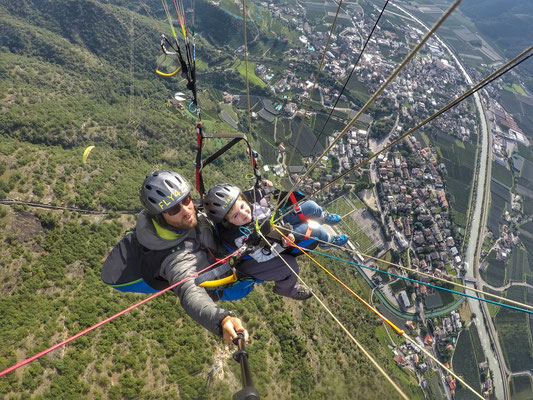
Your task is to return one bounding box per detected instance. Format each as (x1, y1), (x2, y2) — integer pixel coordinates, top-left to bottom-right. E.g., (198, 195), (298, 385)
(239, 226), (252, 238)
(306, 248), (533, 316)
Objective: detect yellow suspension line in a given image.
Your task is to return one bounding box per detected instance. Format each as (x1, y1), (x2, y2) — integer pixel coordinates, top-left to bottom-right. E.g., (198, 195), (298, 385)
(278, 225), (533, 313)
(257, 230), (409, 400)
(173, 0), (187, 38)
(273, 227), (484, 399)
(273, 226), (404, 334)
(358, 250), (533, 312)
(162, 0), (178, 40)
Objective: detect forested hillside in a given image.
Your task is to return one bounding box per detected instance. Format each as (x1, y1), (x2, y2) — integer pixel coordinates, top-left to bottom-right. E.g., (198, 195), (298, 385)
(0, 1), (422, 398)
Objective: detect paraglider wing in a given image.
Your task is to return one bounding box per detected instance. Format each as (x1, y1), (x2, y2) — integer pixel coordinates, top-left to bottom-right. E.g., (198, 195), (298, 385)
(174, 92), (186, 101)
(82, 145), (95, 164)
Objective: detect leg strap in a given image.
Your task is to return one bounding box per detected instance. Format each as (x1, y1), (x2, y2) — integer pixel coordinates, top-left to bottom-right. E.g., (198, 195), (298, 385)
(289, 192), (309, 222)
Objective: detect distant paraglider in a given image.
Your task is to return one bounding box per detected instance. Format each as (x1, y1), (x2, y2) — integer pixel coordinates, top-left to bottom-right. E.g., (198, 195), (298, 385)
(82, 145), (95, 164)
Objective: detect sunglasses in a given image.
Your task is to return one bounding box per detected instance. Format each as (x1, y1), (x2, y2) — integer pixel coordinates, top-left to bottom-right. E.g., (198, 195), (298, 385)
(165, 195), (192, 216)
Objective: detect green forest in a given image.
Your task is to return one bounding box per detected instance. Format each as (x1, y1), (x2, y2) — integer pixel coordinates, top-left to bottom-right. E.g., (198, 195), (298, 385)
(0, 1), (423, 399)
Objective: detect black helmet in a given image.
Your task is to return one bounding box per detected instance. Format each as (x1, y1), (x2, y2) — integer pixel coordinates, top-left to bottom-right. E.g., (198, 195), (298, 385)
(203, 184), (241, 222)
(140, 170), (191, 215)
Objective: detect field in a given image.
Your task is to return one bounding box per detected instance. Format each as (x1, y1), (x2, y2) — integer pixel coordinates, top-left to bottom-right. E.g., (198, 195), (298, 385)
(439, 290), (457, 308)
(499, 91), (533, 138)
(312, 113), (348, 143)
(274, 118), (291, 142)
(304, 8), (325, 21)
(452, 327), (482, 400)
(518, 142), (533, 162)
(325, 196), (375, 253)
(503, 83), (527, 96)
(483, 286), (500, 317)
(521, 220), (533, 233)
(339, 216), (375, 253)
(522, 196), (533, 216)
(469, 324), (485, 362)
(438, 30), (491, 64)
(510, 247), (529, 282)
(221, 103), (238, 121)
(345, 78), (371, 104)
(520, 159), (533, 187)
(488, 179), (511, 237)
(491, 161), (514, 188)
(254, 117), (276, 143)
(255, 134), (278, 165)
(519, 223), (533, 279)
(446, 177), (470, 216)
(510, 375), (533, 400)
(415, 131), (430, 146)
(480, 251), (506, 287)
(325, 196), (357, 217)
(348, 194), (366, 210)
(389, 278), (406, 293)
(232, 60), (267, 88)
(494, 286), (533, 372)
(426, 373), (447, 400)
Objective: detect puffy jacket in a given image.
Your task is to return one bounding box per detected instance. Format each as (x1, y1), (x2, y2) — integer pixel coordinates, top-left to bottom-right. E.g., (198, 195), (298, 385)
(135, 210), (231, 337)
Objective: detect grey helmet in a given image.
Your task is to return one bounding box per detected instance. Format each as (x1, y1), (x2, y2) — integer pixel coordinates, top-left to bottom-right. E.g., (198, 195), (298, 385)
(140, 170), (191, 214)
(203, 183), (241, 222)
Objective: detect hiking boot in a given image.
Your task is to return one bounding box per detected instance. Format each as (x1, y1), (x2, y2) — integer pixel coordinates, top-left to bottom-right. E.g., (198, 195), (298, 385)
(322, 212), (341, 225)
(319, 234), (348, 249)
(290, 286), (313, 301)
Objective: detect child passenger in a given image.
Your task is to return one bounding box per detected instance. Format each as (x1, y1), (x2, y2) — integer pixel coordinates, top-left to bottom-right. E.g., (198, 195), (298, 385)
(202, 183), (348, 301)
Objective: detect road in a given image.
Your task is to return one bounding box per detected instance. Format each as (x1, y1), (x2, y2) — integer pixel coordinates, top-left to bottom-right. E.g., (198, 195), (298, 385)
(390, 4), (507, 399)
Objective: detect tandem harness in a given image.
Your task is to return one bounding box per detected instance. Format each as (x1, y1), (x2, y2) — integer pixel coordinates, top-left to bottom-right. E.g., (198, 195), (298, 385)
(195, 244), (262, 301)
(101, 231), (177, 294)
(101, 231), (259, 301)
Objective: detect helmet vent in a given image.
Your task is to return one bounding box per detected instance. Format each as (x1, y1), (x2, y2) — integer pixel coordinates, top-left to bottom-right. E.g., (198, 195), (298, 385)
(140, 170), (190, 214)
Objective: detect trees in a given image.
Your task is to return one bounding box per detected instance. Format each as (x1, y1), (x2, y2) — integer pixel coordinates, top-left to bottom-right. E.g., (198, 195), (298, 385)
(370, 117), (394, 140)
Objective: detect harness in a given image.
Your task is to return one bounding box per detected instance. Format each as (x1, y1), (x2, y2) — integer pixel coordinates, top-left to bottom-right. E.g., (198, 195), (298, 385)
(195, 244), (262, 301)
(101, 231), (186, 293)
(283, 191), (314, 240)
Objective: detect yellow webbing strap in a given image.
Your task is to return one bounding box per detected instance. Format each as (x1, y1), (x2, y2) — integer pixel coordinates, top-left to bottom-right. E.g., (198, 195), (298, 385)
(197, 270), (238, 287)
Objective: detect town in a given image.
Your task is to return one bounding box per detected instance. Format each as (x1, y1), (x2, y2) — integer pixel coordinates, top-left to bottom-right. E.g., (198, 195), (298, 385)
(199, 0), (533, 398)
